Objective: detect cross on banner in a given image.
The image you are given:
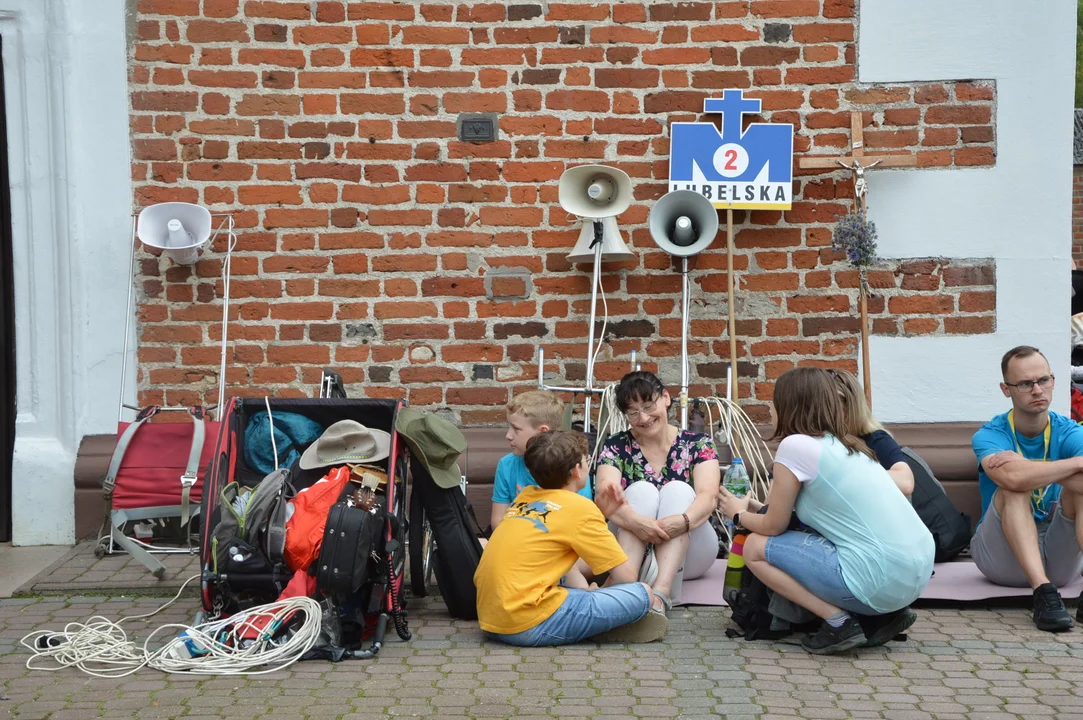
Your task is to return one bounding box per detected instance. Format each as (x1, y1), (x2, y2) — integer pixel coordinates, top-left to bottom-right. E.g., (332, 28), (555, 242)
(798, 111), (918, 407)
(706, 91), (763, 145)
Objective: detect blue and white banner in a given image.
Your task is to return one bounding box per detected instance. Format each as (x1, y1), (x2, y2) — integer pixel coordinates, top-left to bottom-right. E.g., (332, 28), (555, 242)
(669, 90), (794, 210)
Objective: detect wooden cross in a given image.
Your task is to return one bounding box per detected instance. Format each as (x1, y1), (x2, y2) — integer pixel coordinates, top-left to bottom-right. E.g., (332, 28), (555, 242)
(798, 111), (918, 407)
(799, 112), (918, 212)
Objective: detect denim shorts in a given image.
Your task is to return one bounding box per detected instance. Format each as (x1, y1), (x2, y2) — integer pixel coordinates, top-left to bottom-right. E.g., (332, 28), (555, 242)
(486, 583), (651, 647)
(764, 531), (879, 615)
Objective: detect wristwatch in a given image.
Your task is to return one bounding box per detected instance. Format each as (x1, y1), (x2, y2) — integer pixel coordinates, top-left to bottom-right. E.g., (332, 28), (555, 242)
(732, 512), (742, 529)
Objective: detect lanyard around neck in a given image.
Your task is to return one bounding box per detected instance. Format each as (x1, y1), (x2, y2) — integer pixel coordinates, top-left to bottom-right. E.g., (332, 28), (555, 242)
(1007, 410), (1050, 462)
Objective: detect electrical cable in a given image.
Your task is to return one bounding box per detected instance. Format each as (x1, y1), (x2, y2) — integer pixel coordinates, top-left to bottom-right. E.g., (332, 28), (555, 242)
(589, 378), (775, 549)
(216, 220), (237, 421)
(265, 396), (278, 471)
(589, 382), (628, 470)
(21, 576), (322, 677)
(586, 235), (609, 411)
(386, 553), (411, 642)
(697, 394), (775, 545)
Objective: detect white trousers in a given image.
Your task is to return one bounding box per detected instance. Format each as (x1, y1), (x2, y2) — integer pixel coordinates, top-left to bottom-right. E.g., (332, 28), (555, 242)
(621, 480), (717, 581)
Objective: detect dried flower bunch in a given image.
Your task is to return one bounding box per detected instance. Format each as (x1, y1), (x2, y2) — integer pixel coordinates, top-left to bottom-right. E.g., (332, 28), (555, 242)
(833, 211), (878, 268)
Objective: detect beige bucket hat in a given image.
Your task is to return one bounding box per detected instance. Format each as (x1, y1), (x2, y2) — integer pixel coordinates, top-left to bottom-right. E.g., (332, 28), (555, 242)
(299, 420), (391, 469)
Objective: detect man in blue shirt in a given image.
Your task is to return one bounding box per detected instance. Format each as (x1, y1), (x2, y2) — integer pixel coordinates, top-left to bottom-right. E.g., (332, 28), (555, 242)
(971, 346), (1083, 632)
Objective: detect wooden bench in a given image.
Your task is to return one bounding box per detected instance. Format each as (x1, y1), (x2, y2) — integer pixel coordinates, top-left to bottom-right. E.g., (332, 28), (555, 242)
(73, 422), (984, 540)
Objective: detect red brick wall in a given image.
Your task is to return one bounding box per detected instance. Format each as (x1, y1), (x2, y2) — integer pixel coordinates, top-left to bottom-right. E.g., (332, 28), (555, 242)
(129, 0), (998, 424)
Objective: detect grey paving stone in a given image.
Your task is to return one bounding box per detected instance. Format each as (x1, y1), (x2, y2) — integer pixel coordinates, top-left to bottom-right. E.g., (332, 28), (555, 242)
(5, 588), (1083, 720)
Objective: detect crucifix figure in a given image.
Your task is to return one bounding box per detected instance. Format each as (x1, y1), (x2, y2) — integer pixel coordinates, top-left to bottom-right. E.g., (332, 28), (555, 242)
(848, 157), (881, 212)
(799, 111), (917, 407)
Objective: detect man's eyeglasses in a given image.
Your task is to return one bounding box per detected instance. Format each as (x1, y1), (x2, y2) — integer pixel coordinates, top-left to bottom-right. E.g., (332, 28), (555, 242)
(625, 398), (659, 422)
(1004, 375), (1055, 392)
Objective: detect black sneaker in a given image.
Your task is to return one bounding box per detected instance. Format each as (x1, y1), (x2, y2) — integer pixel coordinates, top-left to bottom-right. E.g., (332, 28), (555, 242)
(858, 607), (918, 647)
(1033, 583), (1074, 632)
(801, 617), (866, 655)
(1077, 591), (1083, 624)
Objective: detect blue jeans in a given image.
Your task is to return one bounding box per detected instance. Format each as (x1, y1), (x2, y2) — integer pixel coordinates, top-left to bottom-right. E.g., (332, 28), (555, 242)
(764, 531), (880, 615)
(486, 584), (651, 647)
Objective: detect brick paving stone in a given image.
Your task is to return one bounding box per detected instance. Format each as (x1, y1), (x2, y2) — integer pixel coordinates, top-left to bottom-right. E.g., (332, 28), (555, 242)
(8, 591), (1083, 719)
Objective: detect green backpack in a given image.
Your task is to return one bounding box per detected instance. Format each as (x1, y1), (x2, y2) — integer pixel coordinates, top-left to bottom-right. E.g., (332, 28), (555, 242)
(211, 468), (295, 576)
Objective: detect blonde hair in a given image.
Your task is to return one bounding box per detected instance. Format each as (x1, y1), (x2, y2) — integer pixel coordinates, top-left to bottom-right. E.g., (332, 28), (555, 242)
(507, 390), (564, 430)
(772, 368), (875, 460)
(831, 369), (887, 436)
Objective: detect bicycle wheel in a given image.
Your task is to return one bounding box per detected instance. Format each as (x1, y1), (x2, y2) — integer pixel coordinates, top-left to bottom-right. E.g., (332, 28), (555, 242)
(409, 482), (435, 596)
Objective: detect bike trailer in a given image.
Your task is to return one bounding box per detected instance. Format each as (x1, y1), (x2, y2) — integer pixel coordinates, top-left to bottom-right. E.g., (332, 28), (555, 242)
(199, 397), (411, 654)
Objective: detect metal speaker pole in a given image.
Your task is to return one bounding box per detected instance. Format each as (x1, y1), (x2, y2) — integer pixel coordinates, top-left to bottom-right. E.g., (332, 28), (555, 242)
(647, 191), (719, 429)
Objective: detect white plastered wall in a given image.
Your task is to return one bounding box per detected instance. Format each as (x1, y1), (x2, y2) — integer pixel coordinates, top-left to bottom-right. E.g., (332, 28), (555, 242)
(4, 0), (132, 544)
(859, 0), (1076, 422)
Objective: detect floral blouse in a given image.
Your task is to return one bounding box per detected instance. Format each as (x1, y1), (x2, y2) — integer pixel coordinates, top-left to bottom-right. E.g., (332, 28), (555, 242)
(597, 429), (718, 489)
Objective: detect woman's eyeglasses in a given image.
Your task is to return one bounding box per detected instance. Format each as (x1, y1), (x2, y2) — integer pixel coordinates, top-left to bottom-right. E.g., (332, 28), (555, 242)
(625, 398), (659, 422)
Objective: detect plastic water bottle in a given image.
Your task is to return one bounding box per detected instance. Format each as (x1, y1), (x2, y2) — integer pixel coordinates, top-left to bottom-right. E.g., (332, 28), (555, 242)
(723, 458), (750, 498)
(723, 459), (750, 534)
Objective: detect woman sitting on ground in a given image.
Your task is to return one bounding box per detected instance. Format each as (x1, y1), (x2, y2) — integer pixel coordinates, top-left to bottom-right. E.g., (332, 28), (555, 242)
(720, 367), (934, 655)
(594, 371), (720, 611)
(832, 369), (915, 497)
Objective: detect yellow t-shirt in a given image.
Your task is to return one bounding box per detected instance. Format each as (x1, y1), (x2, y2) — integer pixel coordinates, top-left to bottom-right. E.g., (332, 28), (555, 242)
(473, 486), (628, 635)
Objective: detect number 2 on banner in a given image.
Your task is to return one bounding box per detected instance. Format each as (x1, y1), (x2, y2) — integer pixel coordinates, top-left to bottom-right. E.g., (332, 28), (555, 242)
(713, 143), (749, 179)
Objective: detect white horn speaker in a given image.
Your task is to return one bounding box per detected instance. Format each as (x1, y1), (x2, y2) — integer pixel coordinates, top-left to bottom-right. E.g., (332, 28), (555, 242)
(566, 216), (634, 262)
(136, 202), (213, 265)
(558, 164), (633, 219)
(648, 190), (720, 257)
(559, 164), (635, 263)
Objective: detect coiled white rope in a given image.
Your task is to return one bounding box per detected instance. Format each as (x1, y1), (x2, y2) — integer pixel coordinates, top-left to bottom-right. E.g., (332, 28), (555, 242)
(697, 395), (773, 501)
(589, 381), (628, 468)
(21, 576), (322, 677)
(697, 395), (774, 545)
(589, 382), (774, 548)
(590, 386), (771, 492)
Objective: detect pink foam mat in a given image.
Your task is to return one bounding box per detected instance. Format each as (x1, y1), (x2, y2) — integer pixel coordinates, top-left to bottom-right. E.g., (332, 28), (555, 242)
(920, 559), (1083, 601)
(677, 558), (729, 607)
(675, 558), (1083, 607)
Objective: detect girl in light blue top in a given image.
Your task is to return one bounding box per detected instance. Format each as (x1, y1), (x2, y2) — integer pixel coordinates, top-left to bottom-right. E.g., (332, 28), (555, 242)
(720, 367), (935, 655)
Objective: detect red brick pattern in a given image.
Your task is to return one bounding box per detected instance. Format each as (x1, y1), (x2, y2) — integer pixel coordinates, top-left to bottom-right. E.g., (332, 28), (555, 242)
(129, 1), (998, 424)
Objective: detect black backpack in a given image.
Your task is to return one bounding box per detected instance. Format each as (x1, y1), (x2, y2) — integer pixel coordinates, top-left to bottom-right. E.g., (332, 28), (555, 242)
(902, 447), (971, 562)
(726, 565), (795, 641)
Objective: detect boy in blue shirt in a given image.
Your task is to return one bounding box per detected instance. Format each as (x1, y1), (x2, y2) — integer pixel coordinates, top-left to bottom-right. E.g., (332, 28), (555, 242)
(491, 390), (593, 532)
(972, 346), (1083, 632)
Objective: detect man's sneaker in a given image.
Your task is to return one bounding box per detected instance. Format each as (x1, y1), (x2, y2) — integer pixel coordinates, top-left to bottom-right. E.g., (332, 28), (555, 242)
(859, 607), (918, 647)
(800, 617), (866, 655)
(1033, 583), (1074, 632)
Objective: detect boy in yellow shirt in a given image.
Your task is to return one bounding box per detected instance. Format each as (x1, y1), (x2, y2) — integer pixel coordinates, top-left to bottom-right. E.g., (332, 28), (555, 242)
(474, 430), (669, 646)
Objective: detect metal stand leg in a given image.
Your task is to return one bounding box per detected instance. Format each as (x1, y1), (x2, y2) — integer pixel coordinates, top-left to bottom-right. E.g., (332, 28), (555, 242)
(679, 257), (691, 430)
(216, 216), (235, 421)
(582, 224), (604, 434)
(118, 216), (138, 424)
